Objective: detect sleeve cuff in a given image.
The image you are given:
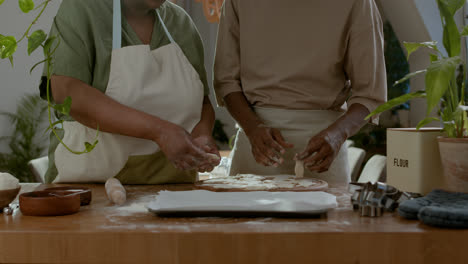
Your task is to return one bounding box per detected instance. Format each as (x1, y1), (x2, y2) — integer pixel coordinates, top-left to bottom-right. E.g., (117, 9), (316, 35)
(213, 82), (243, 107)
(347, 97), (382, 125)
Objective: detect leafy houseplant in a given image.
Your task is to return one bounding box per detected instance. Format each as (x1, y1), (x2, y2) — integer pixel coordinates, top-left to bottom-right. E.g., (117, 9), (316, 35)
(367, 0), (468, 192)
(0, 0), (98, 155)
(0, 95), (47, 182)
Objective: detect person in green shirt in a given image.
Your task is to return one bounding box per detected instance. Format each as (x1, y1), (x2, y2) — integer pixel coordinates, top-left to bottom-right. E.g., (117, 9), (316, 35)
(40, 0), (220, 184)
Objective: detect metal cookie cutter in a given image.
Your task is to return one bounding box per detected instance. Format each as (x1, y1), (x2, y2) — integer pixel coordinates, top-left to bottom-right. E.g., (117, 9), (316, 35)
(349, 182), (420, 217)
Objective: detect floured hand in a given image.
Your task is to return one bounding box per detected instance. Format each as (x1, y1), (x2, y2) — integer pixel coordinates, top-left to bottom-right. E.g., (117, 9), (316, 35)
(296, 127), (346, 173)
(193, 135), (221, 172)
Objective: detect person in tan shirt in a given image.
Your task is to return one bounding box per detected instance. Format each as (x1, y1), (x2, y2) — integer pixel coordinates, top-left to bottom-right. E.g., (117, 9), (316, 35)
(214, 0), (387, 183)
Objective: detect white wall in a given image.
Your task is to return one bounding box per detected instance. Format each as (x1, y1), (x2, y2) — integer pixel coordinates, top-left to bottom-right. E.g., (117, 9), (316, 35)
(0, 0), (61, 153)
(186, 2), (237, 147)
(378, 0), (466, 127)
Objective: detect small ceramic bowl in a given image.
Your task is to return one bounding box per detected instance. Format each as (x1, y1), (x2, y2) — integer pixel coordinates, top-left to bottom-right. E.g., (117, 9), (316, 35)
(43, 186), (92, 206)
(19, 191), (81, 216)
(0, 187), (21, 208)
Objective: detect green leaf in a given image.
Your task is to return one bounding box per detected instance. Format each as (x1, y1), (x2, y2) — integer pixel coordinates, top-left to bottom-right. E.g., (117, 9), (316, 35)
(394, 70), (427, 86)
(0, 36), (17, 59)
(404, 41), (438, 60)
(0, 0), (5, 6)
(30, 58), (48, 74)
(8, 56), (13, 67)
(425, 56), (461, 116)
(52, 96), (72, 116)
(43, 35), (56, 54)
(84, 140), (98, 152)
(18, 0), (34, 13)
(437, 0), (461, 57)
(365, 91), (427, 120)
(430, 54), (439, 62)
(416, 117), (440, 130)
(439, 0), (465, 15)
(461, 25), (468, 36)
(28, 30), (47, 55)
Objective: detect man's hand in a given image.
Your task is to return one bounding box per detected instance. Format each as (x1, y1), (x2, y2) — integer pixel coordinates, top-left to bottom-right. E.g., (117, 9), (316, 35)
(296, 127), (346, 173)
(245, 125), (294, 167)
(192, 135), (221, 172)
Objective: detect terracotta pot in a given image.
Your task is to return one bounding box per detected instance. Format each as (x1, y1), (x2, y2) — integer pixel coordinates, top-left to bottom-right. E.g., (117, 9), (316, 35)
(437, 137), (468, 192)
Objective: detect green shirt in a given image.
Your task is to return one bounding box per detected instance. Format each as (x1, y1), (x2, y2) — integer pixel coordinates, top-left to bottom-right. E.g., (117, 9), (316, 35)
(45, 0), (209, 94)
(43, 0), (208, 183)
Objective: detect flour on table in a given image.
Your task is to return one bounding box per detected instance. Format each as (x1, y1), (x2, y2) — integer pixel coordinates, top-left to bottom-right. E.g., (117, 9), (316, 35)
(197, 174), (327, 191)
(0, 173), (19, 190)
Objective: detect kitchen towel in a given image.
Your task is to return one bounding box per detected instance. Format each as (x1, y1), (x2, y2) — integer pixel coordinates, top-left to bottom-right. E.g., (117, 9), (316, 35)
(398, 189), (468, 228)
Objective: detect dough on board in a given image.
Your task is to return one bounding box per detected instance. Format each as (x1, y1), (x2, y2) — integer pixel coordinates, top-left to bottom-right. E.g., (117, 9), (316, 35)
(196, 174), (328, 192)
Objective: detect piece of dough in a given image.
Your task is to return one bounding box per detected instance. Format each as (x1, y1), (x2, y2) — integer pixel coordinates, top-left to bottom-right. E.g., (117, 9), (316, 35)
(105, 178), (126, 205)
(206, 153), (221, 162)
(0, 173), (19, 190)
(196, 174), (328, 192)
(295, 160), (304, 179)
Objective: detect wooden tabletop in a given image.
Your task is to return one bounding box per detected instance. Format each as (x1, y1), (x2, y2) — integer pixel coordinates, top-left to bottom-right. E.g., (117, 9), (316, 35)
(1, 183), (467, 264)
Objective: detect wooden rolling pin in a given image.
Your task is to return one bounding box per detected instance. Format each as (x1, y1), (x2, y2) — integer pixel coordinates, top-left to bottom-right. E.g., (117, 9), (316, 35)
(105, 178), (126, 205)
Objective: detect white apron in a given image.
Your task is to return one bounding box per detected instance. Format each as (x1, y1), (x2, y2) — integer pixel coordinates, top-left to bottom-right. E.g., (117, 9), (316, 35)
(229, 107), (351, 184)
(53, 0), (204, 183)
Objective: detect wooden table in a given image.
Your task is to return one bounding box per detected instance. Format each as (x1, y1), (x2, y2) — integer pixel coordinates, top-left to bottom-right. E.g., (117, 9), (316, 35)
(1, 183), (467, 264)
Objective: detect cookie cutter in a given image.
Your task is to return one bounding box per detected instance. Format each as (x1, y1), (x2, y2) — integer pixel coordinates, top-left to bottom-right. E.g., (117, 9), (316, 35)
(349, 182), (421, 217)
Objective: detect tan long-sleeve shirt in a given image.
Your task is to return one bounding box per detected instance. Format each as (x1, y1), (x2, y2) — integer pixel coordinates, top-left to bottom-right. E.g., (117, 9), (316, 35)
(213, 0), (387, 124)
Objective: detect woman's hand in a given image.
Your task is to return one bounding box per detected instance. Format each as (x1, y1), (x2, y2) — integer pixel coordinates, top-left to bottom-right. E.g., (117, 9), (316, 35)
(156, 123), (211, 171)
(192, 135), (221, 172)
(245, 124), (294, 167)
(296, 127), (346, 173)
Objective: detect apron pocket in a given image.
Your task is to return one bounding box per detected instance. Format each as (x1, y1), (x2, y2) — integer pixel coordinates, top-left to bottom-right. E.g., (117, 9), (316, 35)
(115, 151), (196, 185)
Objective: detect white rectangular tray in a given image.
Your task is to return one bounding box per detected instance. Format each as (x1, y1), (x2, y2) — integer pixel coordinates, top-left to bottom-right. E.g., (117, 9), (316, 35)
(147, 190), (337, 217)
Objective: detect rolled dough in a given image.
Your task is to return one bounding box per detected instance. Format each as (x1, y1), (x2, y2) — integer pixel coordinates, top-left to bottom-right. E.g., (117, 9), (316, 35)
(0, 173), (19, 190)
(295, 160), (304, 179)
(195, 174), (328, 192)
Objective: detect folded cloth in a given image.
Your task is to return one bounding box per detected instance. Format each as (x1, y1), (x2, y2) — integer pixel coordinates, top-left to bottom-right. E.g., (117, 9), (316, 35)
(398, 189), (468, 228)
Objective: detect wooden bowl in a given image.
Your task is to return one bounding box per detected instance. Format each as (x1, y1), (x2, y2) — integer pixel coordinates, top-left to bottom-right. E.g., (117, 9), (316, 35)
(43, 186), (92, 206)
(19, 191), (81, 216)
(0, 187), (21, 208)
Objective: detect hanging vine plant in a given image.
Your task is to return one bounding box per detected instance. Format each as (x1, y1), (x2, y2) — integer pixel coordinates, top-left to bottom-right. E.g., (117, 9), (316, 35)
(0, 0), (99, 154)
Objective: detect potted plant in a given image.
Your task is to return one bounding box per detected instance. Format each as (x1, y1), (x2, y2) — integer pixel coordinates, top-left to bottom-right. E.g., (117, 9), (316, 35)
(367, 0), (468, 192)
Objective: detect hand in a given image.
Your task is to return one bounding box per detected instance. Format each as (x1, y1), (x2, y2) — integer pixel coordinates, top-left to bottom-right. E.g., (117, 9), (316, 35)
(156, 123), (210, 171)
(245, 124), (294, 167)
(296, 127), (346, 173)
(192, 135), (221, 172)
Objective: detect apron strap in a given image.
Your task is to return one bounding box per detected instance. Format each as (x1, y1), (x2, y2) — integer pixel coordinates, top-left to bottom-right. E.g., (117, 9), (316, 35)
(112, 0), (122, 50)
(156, 10), (175, 44)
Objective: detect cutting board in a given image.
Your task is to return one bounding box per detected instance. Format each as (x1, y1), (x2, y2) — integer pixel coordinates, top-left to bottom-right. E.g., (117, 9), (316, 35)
(195, 174), (328, 192)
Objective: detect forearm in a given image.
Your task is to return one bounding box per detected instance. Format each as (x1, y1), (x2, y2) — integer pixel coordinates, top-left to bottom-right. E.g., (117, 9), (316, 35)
(223, 92), (263, 134)
(191, 96), (216, 138)
(51, 75), (172, 143)
(328, 103), (370, 140)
